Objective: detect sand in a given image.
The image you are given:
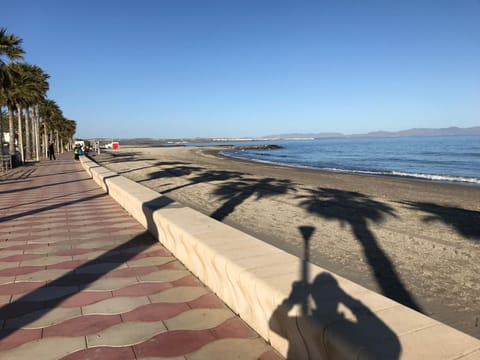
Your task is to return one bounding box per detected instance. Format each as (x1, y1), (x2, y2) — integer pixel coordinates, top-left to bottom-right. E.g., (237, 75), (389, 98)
(92, 146), (480, 338)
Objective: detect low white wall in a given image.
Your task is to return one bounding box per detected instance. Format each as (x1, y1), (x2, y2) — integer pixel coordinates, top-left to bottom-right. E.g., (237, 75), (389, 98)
(81, 156), (480, 359)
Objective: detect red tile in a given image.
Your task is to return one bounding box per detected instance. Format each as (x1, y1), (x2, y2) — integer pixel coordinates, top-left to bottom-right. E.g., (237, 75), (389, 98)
(133, 330), (215, 358)
(158, 261), (184, 270)
(0, 265), (45, 277)
(54, 248), (99, 256)
(60, 291), (112, 307)
(0, 328), (42, 351)
(259, 350), (285, 360)
(47, 260), (86, 270)
(122, 303), (190, 322)
(172, 275), (202, 287)
(104, 265), (159, 278)
(136, 248), (171, 258)
(112, 282), (172, 297)
(63, 346), (136, 360)
(0, 254), (43, 262)
(43, 314), (122, 337)
(1, 243), (43, 251)
(188, 293), (227, 309)
(212, 318), (258, 339)
(0, 281), (46, 295)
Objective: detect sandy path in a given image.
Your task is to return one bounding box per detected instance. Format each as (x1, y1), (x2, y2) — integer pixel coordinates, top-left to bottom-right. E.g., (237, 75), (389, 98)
(92, 146), (480, 338)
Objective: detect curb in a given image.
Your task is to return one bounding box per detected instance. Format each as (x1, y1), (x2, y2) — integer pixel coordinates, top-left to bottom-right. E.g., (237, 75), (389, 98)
(80, 155), (480, 359)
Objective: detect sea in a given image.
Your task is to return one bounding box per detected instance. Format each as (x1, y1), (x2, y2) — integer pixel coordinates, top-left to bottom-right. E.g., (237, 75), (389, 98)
(191, 135), (480, 185)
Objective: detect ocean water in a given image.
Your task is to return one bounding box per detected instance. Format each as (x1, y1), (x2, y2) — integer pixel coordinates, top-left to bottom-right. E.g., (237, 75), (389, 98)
(209, 135), (480, 185)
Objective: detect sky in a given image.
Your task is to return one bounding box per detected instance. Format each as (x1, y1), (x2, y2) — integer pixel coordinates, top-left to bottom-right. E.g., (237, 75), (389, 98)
(1, 0), (479, 139)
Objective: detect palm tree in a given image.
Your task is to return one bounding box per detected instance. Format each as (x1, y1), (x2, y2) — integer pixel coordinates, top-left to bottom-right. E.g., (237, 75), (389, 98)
(38, 99), (66, 157)
(4, 63), (48, 161)
(25, 66), (49, 160)
(59, 119), (76, 151)
(14, 64), (49, 161)
(2, 63), (49, 162)
(0, 28), (24, 155)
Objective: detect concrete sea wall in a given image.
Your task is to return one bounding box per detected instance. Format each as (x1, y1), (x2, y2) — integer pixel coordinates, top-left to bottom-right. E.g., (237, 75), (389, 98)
(80, 156), (480, 359)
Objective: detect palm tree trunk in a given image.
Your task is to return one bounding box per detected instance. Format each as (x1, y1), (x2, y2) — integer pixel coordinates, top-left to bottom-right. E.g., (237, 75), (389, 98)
(16, 104), (24, 163)
(32, 107), (37, 160)
(44, 126), (48, 158)
(8, 106), (15, 156)
(33, 105), (40, 161)
(36, 110), (40, 161)
(0, 106), (4, 155)
(55, 130), (59, 153)
(25, 107), (31, 161)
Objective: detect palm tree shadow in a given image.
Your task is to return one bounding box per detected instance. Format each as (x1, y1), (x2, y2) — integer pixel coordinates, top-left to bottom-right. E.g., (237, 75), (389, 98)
(297, 187), (421, 312)
(210, 177), (296, 221)
(96, 151), (151, 164)
(142, 165), (206, 182)
(400, 201), (480, 240)
(159, 168), (244, 194)
(0, 195), (173, 340)
(269, 227), (401, 359)
(0, 231), (157, 340)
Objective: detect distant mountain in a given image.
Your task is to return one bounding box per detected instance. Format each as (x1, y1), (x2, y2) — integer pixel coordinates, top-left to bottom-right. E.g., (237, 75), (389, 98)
(264, 126), (480, 139)
(356, 126), (480, 138)
(106, 126), (480, 144)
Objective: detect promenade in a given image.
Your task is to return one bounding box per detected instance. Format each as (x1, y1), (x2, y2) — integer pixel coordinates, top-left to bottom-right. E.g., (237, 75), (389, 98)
(0, 154), (282, 359)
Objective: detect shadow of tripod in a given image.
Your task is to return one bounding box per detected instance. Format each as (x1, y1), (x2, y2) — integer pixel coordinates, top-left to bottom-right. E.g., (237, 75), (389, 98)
(269, 226), (401, 359)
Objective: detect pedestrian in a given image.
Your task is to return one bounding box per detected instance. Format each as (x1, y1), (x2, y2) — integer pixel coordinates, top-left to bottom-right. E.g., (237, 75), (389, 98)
(48, 143), (56, 160)
(74, 145), (80, 160)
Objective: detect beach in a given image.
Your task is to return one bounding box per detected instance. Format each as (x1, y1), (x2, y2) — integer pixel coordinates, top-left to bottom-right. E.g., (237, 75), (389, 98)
(92, 146), (480, 338)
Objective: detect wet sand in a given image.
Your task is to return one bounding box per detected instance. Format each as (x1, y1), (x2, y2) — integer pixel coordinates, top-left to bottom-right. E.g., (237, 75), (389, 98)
(92, 146), (480, 338)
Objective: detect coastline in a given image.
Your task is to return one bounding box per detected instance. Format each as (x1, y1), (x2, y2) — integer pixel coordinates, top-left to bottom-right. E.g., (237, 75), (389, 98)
(214, 141), (480, 187)
(92, 145), (480, 338)
(216, 148), (480, 188)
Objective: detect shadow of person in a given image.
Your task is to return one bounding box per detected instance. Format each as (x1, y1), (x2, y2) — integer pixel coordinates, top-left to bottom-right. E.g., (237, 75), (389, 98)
(269, 226), (401, 359)
(270, 273), (401, 359)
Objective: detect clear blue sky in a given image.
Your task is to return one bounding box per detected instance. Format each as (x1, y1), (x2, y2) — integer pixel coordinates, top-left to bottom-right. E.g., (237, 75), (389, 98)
(2, 0), (479, 139)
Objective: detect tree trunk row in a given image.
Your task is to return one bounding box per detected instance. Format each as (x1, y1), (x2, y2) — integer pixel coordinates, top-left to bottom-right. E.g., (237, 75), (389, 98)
(2, 104), (58, 164)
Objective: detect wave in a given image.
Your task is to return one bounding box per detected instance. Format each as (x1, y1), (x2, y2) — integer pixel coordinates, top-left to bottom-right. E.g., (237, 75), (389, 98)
(220, 151), (480, 185)
(331, 168), (480, 185)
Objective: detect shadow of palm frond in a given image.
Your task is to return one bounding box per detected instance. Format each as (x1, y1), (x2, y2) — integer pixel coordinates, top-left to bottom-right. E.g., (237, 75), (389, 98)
(211, 177), (296, 221)
(159, 169), (244, 194)
(400, 201), (480, 240)
(296, 187), (422, 312)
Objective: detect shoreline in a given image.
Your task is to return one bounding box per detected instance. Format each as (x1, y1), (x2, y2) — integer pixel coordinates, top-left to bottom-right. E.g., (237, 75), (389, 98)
(214, 146), (480, 187)
(92, 146), (480, 338)
(200, 146), (480, 209)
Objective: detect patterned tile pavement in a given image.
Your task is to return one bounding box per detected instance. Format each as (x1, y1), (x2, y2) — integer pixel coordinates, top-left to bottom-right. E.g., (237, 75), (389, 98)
(0, 154), (283, 360)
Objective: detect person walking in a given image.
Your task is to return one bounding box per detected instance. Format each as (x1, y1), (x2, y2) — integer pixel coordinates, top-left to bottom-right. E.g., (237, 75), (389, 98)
(48, 143), (56, 160)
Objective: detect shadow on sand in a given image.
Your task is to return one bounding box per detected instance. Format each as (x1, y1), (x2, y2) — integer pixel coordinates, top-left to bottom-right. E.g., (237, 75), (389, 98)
(400, 201), (480, 241)
(211, 177), (296, 221)
(296, 188), (421, 312)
